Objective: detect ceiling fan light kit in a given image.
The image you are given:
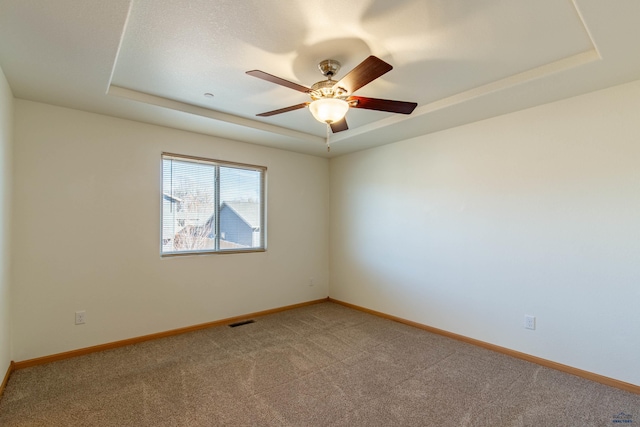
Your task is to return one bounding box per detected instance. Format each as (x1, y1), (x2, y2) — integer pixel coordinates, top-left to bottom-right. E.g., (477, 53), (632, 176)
(247, 55), (417, 146)
(309, 98), (350, 124)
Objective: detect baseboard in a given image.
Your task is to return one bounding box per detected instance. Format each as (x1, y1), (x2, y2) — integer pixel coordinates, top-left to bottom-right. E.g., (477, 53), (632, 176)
(13, 296), (637, 395)
(0, 361), (14, 399)
(328, 298), (640, 395)
(14, 297), (329, 370)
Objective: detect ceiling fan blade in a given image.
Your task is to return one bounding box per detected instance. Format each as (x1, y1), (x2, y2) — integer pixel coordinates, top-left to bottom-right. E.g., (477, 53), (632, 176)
(330, 118), (349, 133)
(246, 70), (310, 93)
(349, 96), (417, 114)
(332, 56), (393, 94)
(256, 103), (309, 117)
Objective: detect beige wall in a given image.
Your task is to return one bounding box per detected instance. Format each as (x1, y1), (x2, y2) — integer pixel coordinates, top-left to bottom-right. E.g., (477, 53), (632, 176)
(11, 100), (329, 361)
(0, 67), (12, 377)
(329, 79), (640, 386)
(8, 77), (640, 387)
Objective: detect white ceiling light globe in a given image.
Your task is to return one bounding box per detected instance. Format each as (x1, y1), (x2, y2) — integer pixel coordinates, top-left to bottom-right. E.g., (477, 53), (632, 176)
(309, 98), (349, 124)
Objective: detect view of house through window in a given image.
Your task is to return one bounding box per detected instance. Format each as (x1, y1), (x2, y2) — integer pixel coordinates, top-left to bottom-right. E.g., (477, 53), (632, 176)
(161, 153), (265, 255)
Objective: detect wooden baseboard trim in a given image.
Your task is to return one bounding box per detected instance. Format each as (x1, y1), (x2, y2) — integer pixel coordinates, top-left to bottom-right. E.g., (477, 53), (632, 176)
(14, 298), (329, 370)
(1, 361), (14, 399)
(328, 298), (640, 395)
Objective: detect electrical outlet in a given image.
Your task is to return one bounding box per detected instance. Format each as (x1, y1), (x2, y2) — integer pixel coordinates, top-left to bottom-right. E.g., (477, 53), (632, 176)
(524, 315), (535, 330)
(75, 310), (86, 325)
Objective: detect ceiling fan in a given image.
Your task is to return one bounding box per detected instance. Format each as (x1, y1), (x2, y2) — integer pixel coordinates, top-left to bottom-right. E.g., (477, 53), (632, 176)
(246, 56), (417, 134)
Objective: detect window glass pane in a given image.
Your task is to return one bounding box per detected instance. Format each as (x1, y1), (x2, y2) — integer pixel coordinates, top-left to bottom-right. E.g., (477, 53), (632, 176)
(162, 158), (216, 253)
(220, 166), (262, 250)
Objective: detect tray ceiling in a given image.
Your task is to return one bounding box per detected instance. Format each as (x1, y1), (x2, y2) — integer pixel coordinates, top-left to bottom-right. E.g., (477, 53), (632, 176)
(1, 0), (639, 157)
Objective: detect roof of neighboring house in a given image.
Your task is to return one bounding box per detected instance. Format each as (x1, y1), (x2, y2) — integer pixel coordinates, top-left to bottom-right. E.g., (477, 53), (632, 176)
(163, 193), (182, 203)
(221, 201), (261, 229)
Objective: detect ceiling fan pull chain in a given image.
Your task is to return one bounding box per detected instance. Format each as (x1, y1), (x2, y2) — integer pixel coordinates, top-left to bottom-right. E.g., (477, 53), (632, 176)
(326, 123), (331, 152)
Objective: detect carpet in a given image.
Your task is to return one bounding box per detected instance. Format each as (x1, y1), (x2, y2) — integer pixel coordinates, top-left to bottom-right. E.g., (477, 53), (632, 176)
(0, 302), (638, 426)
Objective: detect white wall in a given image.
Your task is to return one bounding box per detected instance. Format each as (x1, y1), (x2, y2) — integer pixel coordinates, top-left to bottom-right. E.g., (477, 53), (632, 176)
(329, 79), (640, 386)
(0, 66), (13, 376)
(12, 101), (329, 361)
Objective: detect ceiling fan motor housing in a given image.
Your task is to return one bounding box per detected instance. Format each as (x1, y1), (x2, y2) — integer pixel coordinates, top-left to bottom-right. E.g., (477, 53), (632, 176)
(310, 79), (348, 100)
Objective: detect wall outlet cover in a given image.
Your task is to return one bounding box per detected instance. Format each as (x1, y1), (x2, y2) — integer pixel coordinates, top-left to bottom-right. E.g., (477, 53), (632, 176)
(524, 315), (535, 330)
(75, 310), (86, 325)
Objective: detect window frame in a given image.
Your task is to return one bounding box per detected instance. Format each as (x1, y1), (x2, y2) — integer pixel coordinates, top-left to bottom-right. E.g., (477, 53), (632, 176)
(160, 152), (267, 257)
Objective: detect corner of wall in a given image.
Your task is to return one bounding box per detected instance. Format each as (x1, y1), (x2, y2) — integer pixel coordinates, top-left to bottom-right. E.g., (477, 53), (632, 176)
(0, 64), (14, 379)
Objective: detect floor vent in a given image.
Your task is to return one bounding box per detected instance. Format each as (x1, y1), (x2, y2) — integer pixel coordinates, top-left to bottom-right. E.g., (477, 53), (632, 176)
(228, 319), (255, 328)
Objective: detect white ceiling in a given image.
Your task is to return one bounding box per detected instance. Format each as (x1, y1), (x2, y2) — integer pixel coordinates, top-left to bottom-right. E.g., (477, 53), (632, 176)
(1, 0), (639, 158)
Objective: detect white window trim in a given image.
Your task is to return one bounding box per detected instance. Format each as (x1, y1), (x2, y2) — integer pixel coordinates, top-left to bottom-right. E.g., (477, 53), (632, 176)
(161, 152), (267, 256)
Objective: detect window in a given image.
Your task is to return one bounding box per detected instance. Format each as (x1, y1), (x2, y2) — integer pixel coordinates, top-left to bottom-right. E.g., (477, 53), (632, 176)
(161, 153), (266, 255)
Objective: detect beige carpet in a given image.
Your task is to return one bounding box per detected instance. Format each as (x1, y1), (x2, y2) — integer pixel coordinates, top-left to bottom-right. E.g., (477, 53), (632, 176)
(0, 302), (638, 426)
